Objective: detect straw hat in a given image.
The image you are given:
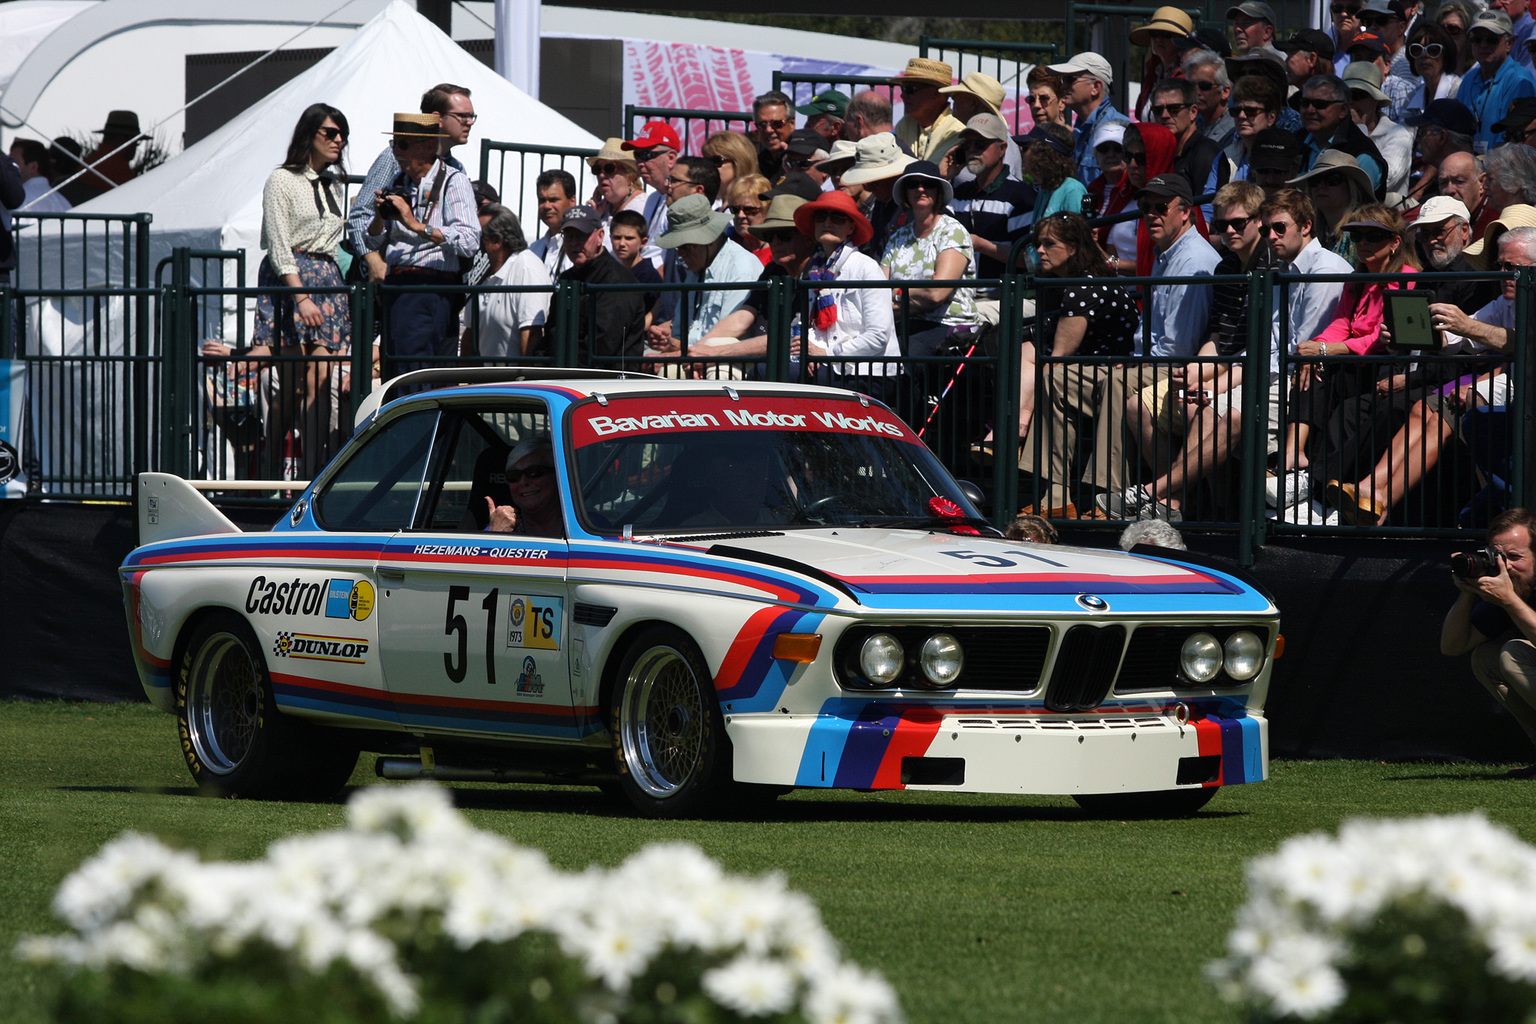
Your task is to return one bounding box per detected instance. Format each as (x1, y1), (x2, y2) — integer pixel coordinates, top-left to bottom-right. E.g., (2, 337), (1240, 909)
(793, 189), (874, 247)
(938, 72), (1006, 115)
(1130, 6), (1196, 46)
(1464, 204), (1536, 270)
(890, 57), (954, 88)
(587, 138), (638, 172)
(385, 112), (443, 138)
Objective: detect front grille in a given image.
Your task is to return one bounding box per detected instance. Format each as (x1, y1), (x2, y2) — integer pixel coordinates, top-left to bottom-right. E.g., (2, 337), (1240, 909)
(1116, 626), (1189, 692)
(1044, 624), (1127, 712)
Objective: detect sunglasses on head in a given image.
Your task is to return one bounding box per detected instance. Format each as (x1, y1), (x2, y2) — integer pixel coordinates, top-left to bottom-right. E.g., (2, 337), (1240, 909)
(1212, 214), (1255, 233)
(1408, 42), (1446, 58)
(1139, 198), (1173, 216)
(505, 464), (554, 483)
(315, 126), (345, 140)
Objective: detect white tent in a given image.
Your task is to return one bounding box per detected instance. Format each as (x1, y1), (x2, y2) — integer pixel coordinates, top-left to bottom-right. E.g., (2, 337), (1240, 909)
(70, 0), (598, 277)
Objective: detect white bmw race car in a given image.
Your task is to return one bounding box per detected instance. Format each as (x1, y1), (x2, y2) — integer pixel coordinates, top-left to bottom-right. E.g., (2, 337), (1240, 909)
(123, 369), (1280, 817)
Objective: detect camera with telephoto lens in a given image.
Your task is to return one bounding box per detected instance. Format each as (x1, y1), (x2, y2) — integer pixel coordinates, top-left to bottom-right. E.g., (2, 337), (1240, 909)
(376, 186), (412, 220)
(1451, 546), (1501, 579)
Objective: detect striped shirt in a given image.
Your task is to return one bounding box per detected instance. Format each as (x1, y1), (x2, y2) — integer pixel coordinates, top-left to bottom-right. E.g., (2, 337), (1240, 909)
(950, 169), (1037, 281)
(364, 158), (480, 272)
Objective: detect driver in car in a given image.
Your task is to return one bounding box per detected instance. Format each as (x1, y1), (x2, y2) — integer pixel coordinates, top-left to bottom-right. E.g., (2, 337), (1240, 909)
(486, 436), (565, 537)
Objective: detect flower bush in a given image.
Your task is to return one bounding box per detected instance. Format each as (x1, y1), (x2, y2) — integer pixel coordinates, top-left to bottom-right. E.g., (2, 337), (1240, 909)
(17, 783), (902, 1024)
(1208, 812), (1536, 1023)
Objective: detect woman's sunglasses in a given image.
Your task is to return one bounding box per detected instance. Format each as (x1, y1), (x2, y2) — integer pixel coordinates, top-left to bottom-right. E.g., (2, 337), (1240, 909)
(505, 465), (554, 483)
(315, 126), (345, 141)
(1408, 43), (1445, 59)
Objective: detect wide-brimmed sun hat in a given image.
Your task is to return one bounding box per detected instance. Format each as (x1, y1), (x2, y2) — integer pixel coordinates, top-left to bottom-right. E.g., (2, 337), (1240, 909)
(1131, 6), (1196, 45)
(840, 132), (917, 186)
(657, 193), (732, 248)
(793, 189), (874, 247)
(892, 160), (953, 210)
(1287, 150), (1374, 201)
(1464, 205), (1536, 270)
(587, 138), (638, 172)
(755, 194), (810, 233)
(938, 72), (1006, 114)
(890, 56), (954, 88)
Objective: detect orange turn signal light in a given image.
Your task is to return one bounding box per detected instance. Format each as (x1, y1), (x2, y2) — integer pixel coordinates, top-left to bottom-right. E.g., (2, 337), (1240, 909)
(1272, 635), (1285, 660)
(772, 633), (822, 663)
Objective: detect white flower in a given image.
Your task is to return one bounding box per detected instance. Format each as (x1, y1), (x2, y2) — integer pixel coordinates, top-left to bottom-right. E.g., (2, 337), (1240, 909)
(803, 962), (903, 1024)
(702, 955), (798, 1016)
(346, 781), (467, 842)
(559, 910), (666, 992)
(1489, 920), (1536, 982)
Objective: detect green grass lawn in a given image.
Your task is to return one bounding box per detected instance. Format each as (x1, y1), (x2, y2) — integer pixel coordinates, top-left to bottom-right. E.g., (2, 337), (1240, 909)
(5, 700), (1535, 1024)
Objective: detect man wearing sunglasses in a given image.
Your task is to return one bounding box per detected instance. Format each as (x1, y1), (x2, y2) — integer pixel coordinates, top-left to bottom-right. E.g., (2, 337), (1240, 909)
(891, 57), (966, 167)
(1295, 74), (1388, 198)
(1328, 1), (1365, 72)
(752, 90), (796, 182)
(1184, 49), (1236, 149)
(1492, 0), (1536, 71)
(1356, 0), (1413, 81)
(1044, 51), (1121, 186)
(1454, 8), (1536, 152)
(621, 121), (681, 273)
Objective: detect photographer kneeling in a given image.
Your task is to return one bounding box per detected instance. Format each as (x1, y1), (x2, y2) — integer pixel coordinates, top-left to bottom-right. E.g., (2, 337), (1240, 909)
(1441, 508), (1536, 775)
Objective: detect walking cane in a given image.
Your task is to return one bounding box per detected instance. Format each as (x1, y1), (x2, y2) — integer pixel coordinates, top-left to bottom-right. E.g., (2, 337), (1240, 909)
(917, 333), (981, 438)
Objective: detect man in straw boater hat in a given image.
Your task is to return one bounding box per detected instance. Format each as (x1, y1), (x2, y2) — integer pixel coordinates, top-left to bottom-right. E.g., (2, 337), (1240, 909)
(890, 56), (965, 165)
(363, 111), (480, 379)
(346, 84), (476, 284)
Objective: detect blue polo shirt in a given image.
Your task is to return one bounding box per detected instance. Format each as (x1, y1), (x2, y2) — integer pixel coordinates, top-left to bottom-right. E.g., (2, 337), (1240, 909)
(1457, 55), (1536, 152)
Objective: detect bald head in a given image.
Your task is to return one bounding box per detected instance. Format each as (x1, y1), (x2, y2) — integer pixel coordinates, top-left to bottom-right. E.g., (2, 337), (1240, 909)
(1439, 151), (1485, 213)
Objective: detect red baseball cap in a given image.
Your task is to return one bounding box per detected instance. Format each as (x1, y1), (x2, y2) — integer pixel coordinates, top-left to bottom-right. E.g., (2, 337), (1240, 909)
(621, 121), (681, 153)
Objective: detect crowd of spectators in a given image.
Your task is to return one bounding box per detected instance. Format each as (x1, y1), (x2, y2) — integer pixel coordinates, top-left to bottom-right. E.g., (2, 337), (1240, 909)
(154, 3), (1530, 521)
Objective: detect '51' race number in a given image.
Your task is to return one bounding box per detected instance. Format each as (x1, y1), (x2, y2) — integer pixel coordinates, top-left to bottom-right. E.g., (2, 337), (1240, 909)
(443, 589), (563, 685)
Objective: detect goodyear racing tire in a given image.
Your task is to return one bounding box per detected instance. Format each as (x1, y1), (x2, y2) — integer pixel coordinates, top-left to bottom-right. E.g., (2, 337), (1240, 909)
(610, 625), (733, 818)
(177, 611), (357, 801)
(1072, 787), (1218, 819)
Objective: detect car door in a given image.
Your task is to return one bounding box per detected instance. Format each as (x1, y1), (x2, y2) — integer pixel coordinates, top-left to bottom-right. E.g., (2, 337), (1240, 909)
(374, 403), (579, 742)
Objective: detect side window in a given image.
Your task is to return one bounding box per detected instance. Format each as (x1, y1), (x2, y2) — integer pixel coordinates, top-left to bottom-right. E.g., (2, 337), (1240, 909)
(313, 409), (437, 531)
(419, 405), (553, 532)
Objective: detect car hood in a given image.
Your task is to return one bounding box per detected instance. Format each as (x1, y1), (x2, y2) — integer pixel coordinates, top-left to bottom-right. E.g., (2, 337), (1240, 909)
(687, 529), (1270, 614)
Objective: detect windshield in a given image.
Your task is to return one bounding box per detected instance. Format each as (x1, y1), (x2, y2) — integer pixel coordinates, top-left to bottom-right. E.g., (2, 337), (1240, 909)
(571, 393), (979, 534)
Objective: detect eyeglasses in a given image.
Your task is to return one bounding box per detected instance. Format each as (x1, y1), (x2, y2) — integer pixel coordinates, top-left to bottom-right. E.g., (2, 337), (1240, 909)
(445, 111), (477, 124)
(1349, 90), (1377, 103)
(1124, 150), (1148, 164)
(782, 155), (811, 168)
(315, 126), (345, 140)
(1150, 102), (1192, 116)
(1212, 214), (1255, 233)
(1506, 126), (1536, 143)
(813, 210), (852, 223)
(1331, 3), (1361, 14)
(1361, 15), (1397, 27)
(505, 465), (554, 483)
(706, 154), (727, 167)
(1194, 79), (1220, 91)
(1408, 43), (1446, 58)
(633, 147), (672, 162)
(1299, 97), (1344, 110)
(754, 119), (789, 131)
(1498, 260), (1532, 272)
(1263, 221), (1293, 236)
(1313, 171), (1348, 187)
(1232, 104), (1271, 119)
(907, 182), (943, 193)
(728, 204), (763, 215)
(1442, 22), (1465, 35)
(594, 162), (626, 177)
(899, 83), (935, 94)
(1469, 31), (1504, 45)
(1139, 199), (1173, 216)
(666, 176), (694, 189)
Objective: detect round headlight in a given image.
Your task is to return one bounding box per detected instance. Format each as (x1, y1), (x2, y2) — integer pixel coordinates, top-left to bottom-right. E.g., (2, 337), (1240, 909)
(1180, 632), (1223, 683)
(1223, 631), (1265, 681)
(859, 634), (905, 686)
(919, 633), (964, 687)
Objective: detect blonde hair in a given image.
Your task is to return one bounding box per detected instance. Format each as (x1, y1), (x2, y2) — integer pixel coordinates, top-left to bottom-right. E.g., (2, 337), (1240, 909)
(702, 131), (759, 182)
(729, 174), (772, 208)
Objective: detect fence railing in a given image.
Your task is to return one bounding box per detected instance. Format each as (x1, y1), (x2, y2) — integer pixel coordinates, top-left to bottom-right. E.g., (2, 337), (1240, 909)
(621, 106), (755, 156)
(478, 141), (601, 235)
(5, 238), (1530, 563)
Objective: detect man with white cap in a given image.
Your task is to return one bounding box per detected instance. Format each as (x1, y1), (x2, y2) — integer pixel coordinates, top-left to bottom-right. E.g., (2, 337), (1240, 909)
(840, 133), (917, 261)
(1410, 194), (1500, 311)
(891, 57), (966, 165)
(1456, 7), (1536, 152)
(1227, 1), (1285, 60)
(949, 112), (1035, 322)
(1046, 51), (1122, 185)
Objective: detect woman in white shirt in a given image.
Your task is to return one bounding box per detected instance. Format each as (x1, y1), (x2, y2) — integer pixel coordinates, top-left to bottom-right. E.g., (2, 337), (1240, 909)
(256, 102), (349, 477)
(791, 190), (898, 403)
(463, 205), (551, 360)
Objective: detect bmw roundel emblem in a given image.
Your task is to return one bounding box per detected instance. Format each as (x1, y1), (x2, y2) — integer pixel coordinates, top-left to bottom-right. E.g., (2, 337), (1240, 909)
(289, 498), (309, 527)
(1077, 594), (1108, 611)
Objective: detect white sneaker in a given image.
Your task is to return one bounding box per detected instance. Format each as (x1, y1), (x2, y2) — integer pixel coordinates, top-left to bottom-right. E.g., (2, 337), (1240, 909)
(1097, 484), (1151, 518)
(1265, 469), (1311, 508)
(1278, 497), (1328, 525)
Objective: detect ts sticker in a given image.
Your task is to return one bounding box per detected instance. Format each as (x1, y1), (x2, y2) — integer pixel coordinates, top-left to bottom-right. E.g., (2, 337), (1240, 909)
(507, 596), (561, 650)
(326, 579), (375, 620)
(516, 655), (545, 697)
(271, 631), (369, 664)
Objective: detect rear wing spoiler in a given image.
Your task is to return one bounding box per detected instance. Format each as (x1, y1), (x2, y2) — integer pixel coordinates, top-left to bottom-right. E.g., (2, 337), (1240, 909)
(136, 473), (242, 546)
